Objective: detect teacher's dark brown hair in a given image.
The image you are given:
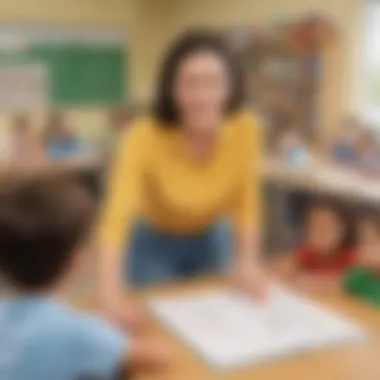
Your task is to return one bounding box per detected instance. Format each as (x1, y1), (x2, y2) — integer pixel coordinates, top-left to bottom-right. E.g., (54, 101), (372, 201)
(153, 29), (245, 126)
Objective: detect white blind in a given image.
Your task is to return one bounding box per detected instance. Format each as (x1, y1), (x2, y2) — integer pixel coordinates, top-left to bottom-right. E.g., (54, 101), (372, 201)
(362, 0), (380, 123)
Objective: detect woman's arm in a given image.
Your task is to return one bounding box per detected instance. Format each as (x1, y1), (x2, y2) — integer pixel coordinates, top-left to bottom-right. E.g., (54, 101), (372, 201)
(232, 113), (262, 259)
(97, 122), (146, 327)
(230, 113), (267, 296)
(123, 337), (171, 375)
(112, 337), (171, 379)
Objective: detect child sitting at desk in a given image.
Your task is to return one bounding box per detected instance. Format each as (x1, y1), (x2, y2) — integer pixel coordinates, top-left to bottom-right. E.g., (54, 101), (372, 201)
(271, 124), (310, 167)
(356, 130), (380, 178)
(0, 172), (169, 380)
(344, 211), (380, 306)
(43, 111), (85, 159)
(9, 113), (44, 167)
(331, 116), (361, 165)
(271, 198), (357, 292)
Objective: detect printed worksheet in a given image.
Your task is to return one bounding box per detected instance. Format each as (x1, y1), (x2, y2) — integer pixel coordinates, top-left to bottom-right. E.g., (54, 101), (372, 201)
(148, 286), (365, 370)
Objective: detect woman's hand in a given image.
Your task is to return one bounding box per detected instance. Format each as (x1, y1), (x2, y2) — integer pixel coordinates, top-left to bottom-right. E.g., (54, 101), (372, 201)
(101, 296), (148, 334)
(230, 259), (269, 300)
(97, 243), (148, 333)
(128, 336), (172, 374)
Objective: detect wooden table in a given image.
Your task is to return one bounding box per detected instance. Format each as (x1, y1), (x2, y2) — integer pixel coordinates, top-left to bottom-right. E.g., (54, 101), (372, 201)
(135, 277), (380, 380)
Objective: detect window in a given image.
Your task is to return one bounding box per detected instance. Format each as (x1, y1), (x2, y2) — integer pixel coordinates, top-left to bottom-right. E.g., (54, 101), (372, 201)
(362, 0), (380, 123)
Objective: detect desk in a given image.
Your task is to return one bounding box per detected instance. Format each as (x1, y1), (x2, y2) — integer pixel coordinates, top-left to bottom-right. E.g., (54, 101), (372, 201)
(135, 277), (380, 380)
(57, 157), (380, 204)
(263, 159), (380, 204)
(262, 159), (380, 252)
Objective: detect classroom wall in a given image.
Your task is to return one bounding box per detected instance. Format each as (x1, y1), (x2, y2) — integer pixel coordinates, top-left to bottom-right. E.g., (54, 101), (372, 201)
(0, 0), (179, 147)
(0, 0), (136, 152)
(0, 0), (366, 150)
(129, 0), (186, 102)
(0, 0), (133, 24)
(0, 0), (366, 110)
(0, 0), (134, 92)
(135, 0), (366, 116)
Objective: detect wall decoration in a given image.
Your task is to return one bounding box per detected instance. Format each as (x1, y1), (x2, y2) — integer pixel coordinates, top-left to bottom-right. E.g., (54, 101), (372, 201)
(223, 14), (339, 152)
(0, 26), (127, 109)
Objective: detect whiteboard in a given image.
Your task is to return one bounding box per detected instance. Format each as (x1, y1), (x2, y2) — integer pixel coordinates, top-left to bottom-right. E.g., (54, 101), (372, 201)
(148, 286), (366, 370)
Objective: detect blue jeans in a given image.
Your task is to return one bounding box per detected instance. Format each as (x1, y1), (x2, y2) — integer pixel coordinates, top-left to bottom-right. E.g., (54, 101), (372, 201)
(127, 221), (231, 287)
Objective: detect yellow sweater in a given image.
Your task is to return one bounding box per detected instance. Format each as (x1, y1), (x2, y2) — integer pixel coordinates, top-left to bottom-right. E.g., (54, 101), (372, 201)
(98, 111), (262, 250)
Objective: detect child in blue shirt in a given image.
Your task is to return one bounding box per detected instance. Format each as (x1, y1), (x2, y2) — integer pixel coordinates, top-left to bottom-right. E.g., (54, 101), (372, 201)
(0, 172), (169, 380)
(44, 112), (85, 159)
(273, 124), (310, 167)
(356, 130), (380, 177)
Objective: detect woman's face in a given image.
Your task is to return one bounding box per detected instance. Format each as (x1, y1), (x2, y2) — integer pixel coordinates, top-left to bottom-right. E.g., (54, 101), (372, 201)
(173, 50), (231, 134)
(305, 208), (344, 256)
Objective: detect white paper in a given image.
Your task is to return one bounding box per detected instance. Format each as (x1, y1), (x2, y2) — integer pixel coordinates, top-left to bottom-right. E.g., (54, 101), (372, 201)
(0, 65), (48, 110)
(148, 286), (366, 370)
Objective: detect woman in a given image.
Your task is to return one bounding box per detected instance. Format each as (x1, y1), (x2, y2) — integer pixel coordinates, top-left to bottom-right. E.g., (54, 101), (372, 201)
(98, 30), (267, 325)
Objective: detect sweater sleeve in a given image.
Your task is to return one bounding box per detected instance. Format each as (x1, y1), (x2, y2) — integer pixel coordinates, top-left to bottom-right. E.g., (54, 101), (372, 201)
(97, 120), (148, 251)
(343, 267), (369, 293)
(230, 112), (263, 233)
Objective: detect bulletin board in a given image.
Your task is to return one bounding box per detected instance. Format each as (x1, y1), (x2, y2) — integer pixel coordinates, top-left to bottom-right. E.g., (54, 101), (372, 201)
(0, 27), (127, 109)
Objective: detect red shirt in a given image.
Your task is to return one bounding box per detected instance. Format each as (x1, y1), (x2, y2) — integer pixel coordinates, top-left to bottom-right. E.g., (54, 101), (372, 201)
(296, 245), (357, 275)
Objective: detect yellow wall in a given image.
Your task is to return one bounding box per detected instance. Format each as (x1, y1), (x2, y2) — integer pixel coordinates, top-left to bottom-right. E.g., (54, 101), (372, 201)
(129, 0), (185, 102)
(0, 0), (132, 24)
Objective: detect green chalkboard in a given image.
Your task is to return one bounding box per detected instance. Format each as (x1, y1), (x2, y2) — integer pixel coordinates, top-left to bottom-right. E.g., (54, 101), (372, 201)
(0, 42), (126, 105)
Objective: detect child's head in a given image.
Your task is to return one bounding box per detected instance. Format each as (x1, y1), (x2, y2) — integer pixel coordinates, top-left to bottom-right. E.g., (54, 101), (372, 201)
(357, 210), (380, 269)
(275, 124), (303, 152)
(304, 198), (353, 257)
(0, 171), (94, 292)
(357, 130), (376, 154)
(13, 113), (32, 137)
(339, 115), (361, 137)
(44, 111), (70, 142)
(109, 106), (130, 132)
